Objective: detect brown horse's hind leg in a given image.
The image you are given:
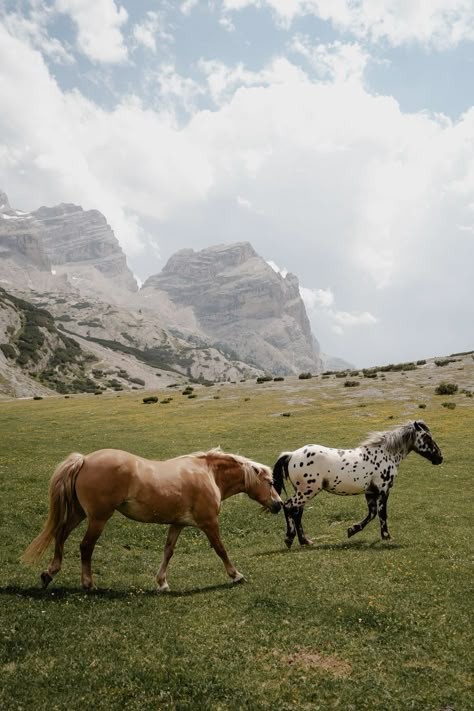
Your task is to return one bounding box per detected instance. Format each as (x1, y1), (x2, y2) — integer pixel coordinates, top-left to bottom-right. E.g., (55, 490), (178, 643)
(201, 521), (244, 584)
(41, 508), (86, 588)
(156, 524), (183, 592)
(79, 517), (110, 589)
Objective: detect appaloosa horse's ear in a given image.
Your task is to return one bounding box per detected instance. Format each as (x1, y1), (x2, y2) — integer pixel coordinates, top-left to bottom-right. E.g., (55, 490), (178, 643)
(414, 420), (429, 432)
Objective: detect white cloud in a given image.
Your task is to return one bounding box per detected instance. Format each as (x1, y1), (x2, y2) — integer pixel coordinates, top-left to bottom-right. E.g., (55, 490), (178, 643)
(290, 38), (369, 83)
(132, 11), (173, 53)
(223, 0), (474, 48)
(1, 16), (473, 364)
(2, 4), (73, 64)
(300, 286), (334, 309)
(55, 0), (129, 63)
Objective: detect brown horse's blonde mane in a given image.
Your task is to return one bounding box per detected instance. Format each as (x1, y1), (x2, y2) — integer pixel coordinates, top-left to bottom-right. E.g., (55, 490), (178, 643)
(186, 448), (272, 490)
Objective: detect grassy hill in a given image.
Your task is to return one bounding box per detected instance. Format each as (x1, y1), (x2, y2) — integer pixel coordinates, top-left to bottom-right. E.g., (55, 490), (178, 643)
(1, 353), (472, 709)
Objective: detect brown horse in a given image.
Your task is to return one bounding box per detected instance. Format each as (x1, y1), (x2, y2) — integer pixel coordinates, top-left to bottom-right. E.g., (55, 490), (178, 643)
(22, 448), (282, 592)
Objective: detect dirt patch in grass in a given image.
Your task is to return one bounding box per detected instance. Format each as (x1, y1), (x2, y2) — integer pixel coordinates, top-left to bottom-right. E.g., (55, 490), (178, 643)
(279, 648), (352, 678)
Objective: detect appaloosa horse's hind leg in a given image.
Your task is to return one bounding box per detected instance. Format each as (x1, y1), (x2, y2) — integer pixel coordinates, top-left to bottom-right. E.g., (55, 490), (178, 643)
(347, 492), (378, 538)
(79, 516), (111, 589)
(41, 508), (86, 588)
(156, 524), (183, 592)
(283, 502), (313, 548)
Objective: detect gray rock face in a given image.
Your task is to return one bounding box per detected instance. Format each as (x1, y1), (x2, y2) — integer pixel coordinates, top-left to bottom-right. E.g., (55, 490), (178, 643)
(0, 194), (51, 271)
(143, 243), (321, 375)
(32, 203), (138, 293)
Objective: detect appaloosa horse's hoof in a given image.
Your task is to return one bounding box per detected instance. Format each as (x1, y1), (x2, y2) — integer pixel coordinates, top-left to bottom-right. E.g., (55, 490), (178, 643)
(284, 537), (294, 549)
(300, 537), (313, 546)
(40, 571), (52, 589)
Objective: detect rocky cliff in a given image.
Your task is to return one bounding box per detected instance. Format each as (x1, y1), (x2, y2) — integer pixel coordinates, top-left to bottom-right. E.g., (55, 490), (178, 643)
(143, 243), (321, 375)
(32, 203), (138, 297)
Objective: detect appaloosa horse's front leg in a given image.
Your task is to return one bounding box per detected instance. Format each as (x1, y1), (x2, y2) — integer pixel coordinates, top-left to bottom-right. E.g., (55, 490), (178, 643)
(201, 521), (244, 583)
(156, 524), (183, 592)
(377, 491), (391, 540)
(347, 492), (378, 538)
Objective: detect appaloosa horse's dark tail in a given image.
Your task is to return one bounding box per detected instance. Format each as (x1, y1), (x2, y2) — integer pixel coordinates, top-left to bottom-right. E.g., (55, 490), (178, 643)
(272, 453), (291, 495)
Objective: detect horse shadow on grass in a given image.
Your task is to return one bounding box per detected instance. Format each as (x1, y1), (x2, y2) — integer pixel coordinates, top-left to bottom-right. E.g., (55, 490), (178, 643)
(253, 539), (405, 558)
(0, 580), (240, 600)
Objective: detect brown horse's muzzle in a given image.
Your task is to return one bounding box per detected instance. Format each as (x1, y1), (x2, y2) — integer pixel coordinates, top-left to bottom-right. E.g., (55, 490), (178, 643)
(270, 500), (282, 514)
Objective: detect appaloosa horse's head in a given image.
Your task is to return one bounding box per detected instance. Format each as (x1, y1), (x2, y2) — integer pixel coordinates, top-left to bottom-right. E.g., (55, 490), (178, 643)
(411, 421), (443, 464)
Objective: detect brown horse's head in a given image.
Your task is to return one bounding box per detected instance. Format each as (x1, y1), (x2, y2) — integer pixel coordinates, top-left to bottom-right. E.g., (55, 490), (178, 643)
(245, 461), (282, 514)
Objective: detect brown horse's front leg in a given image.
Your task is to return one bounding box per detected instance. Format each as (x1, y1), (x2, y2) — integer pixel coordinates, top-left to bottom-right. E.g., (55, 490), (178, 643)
(201, 521), (244, 584)
(156, 524), (183, 592)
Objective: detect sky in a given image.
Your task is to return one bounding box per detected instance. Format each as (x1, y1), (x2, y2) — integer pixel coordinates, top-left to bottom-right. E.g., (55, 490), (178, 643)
(0, 0), (473, 368)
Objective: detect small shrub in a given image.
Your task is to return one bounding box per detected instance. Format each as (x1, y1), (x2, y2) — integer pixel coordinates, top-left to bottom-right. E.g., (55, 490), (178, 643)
(0, 343), (16, 359)
(182, 386), (194, 395)
(435, 383), (458, 395)
(273, 376), (285, 382)
(442, 402), (456, 409)
(418, 403), (427, 409)
(94, 390), (103, 395)
(256, 376), (272, 384)
(281, 412), (291, 417)
(416, 359), (426, 366)
(298, 372), (312, 380)
(143, 396), (159, 404)
(129, 377), (145, 386)
(344, 380), (360, 387)
(188, 394), (197, 399)
(33, 395), (43, 400)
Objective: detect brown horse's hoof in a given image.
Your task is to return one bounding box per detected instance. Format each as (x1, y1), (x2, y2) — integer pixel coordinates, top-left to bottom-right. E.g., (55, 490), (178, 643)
(157, 582), (171, 593)
(40, 571), (52, 589)
(232, 572), (245, 584)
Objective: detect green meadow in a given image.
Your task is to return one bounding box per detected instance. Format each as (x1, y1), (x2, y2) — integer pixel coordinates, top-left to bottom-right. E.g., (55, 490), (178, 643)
(1, 363), (473, 710)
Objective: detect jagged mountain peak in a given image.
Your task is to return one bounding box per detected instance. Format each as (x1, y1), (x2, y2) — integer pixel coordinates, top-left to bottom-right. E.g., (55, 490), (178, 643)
(142, 241), (321, 375)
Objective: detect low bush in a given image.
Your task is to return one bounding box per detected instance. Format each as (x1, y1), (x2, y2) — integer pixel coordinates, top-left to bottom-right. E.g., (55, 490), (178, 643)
(298, 372), (312, 380)
(435, 383), (458, 396)
(442, 402), (456, 409)
(344, 380), (360, 387)
(143, 396), (159, 404)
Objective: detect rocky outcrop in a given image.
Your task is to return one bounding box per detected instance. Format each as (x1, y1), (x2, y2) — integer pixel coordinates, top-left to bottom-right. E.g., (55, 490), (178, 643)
(0, 192), (51, 271)
(143, 243), (321, 375)
(33, 203), (138, 295)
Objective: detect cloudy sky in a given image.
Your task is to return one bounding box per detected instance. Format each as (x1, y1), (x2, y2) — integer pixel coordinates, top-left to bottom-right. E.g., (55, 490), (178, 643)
(1, 1), (473, 367)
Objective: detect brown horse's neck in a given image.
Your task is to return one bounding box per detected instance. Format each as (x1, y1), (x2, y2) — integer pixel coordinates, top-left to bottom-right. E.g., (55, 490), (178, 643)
(209, 457), (247, 500)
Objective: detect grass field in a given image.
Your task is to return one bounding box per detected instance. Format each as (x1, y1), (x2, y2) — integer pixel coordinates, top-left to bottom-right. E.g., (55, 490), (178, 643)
(1, 359), (473, 710)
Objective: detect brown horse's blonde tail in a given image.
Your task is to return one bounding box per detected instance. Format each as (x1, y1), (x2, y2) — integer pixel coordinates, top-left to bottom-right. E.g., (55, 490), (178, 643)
(21, 453), (85, 564)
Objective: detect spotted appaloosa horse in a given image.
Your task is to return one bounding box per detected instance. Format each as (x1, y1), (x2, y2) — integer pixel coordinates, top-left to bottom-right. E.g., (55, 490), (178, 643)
(22, 448), (282, 592)
(272, 421), (443, 548)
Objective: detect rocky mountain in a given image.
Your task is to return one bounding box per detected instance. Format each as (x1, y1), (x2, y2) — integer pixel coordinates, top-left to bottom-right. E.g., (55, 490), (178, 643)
(143, 243), (321, 375)
(0, 188), (331, 396)
(32, 203), (138, 299)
